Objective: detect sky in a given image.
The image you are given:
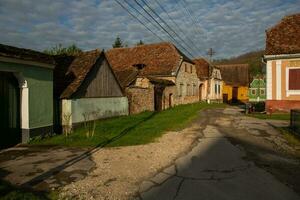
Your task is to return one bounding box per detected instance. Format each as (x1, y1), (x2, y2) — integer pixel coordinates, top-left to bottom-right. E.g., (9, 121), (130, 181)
(0, 0), (299, 59)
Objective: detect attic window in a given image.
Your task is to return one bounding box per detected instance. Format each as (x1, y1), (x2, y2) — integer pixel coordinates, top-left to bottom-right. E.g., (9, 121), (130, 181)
(133, 63), (146, 70)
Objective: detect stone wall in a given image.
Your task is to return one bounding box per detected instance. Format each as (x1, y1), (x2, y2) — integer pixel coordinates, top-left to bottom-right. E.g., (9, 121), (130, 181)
(126, 85), (154, 114)
(173, 61), (201, 105)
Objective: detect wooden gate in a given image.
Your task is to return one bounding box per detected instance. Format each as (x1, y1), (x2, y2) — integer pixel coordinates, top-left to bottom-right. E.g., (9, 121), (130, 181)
(0, 72), (20, 149)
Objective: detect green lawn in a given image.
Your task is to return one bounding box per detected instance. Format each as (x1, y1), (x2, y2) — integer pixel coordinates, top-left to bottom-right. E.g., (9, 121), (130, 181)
(247, 113), (290, 121)
(29, 103), (225, 148)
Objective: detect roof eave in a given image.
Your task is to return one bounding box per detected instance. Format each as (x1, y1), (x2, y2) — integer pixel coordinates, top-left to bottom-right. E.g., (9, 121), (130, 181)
(263, 53), (300, 61)
(0, 56), (55, 69)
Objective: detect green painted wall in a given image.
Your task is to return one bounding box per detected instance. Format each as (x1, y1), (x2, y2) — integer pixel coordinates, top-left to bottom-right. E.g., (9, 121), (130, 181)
(71, 97), (128, 124)
(0, 61), (53, 129)
(249, 78), (266, 102)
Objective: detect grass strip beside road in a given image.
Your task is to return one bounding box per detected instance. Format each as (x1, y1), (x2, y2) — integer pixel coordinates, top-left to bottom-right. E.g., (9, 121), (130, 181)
(247, 113), (290, 121)
(30, 103), (225, 147)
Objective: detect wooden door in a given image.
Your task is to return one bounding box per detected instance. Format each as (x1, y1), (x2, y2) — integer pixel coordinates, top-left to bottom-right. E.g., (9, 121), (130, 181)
(223, 94), (228, 103)
(154, 86), (164, 111)
(0, 72), (20, 149)
(199, 84), (202, 101)
(232, 87), (238, 103)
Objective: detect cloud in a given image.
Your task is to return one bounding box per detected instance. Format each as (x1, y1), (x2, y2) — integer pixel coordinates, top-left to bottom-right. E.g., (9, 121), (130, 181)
(0, 0), (299, 58)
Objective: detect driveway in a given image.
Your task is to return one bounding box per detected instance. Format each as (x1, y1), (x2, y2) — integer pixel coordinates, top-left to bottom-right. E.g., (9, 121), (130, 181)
(138, 108), (300, 200)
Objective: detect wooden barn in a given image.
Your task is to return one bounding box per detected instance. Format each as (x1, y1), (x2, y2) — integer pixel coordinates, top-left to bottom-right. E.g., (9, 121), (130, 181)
(216, 64), (249, 103)
(54, 49), (128, 132)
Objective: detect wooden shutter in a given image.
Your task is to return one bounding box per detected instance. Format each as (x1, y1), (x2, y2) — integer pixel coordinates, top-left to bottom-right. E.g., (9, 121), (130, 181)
(289, 69), (300, 90)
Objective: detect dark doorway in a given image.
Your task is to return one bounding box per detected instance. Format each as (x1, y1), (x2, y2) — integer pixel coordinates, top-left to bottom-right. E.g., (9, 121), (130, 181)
(168, 93), (173, 108)
(223, 94), (228, 103)
(232, 87), (238, 103)
(154, 86), (164, 111)
(199, 84), (203, 101)
(0, 72), (20, 149)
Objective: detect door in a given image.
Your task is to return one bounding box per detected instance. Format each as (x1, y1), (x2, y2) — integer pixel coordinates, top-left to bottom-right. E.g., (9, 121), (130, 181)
(199, 84), (202, 101)
(223, 94), (228, 103)
(232, 87), (238, 103)
(0, 72), (20, 149)
(154, 86), (164, 111)
(168, 93), (173, 108)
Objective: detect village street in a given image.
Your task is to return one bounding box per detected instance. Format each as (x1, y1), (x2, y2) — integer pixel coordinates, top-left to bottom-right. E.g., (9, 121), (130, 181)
(0, 107), (299, 199)
(138, 107), (300, 200)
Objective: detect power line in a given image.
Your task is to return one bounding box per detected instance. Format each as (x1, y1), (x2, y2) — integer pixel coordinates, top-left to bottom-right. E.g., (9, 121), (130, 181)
(123, 0), (166, 40)
(179, 0), (203, 36)
(114, 0), (164, 42)
(151, 0), (203, 56)
(171, 0), (206, 57)
(133, 0), (196, 58)
(139, 0), (198, 57)
(180, 0), (207, 41)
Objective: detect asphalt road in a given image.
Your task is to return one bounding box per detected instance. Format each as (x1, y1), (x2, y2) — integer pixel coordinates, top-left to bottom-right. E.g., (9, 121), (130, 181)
(138, 108), (300, 200)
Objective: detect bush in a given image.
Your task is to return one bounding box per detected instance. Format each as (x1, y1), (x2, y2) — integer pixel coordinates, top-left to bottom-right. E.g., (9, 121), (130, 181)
(251, 102), (265, 112)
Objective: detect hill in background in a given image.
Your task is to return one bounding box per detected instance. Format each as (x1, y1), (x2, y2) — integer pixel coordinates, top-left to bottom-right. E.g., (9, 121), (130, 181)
(213, 50), (265, 78)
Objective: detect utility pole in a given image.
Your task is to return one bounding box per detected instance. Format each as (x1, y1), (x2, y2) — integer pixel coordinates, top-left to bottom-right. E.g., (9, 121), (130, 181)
(207, 48), (216, 62)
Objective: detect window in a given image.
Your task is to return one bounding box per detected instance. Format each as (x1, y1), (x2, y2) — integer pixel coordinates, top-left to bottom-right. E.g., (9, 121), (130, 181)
(179, 83), (184, 96)
(215, 84), (217, 94)
(218, 84), (220, 94)
(251, 89), (256, 95)
(193, 84), (196, 96)
(185, 64), (187, 72)
(289, 69), (300, 90)
(260, 89), (265, 95)
(190, 65), (193, 73)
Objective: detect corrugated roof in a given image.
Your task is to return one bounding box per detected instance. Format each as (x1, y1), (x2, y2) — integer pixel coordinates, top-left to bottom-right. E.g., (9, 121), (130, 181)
(265, 13), (300, 55)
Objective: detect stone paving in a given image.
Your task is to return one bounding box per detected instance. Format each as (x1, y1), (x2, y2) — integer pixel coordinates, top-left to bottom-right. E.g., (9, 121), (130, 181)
(137, 108), (300, 200)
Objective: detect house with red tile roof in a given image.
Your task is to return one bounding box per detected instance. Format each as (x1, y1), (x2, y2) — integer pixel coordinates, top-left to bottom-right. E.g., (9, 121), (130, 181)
(193, 58), (222, 103)
(263, 13), (300, 112)
(54, 49), (128, 132)
(106, 42), (201, 114)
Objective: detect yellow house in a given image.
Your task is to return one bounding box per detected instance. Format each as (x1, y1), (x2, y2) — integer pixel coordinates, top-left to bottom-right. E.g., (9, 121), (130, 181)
(217, 64), (249, 103)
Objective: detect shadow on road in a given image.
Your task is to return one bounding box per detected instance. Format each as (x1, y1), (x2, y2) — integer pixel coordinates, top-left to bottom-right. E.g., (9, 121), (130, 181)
(13, 112), (157, 189)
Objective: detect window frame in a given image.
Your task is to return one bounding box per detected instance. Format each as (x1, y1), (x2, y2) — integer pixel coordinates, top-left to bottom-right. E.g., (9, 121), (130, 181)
(286, 66), (300, 96)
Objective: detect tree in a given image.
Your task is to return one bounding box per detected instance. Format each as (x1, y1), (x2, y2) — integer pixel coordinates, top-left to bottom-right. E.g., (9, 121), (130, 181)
(136, 40), (144, 46)
(112, 36), (123, 48)
(44, 44), (82, 56)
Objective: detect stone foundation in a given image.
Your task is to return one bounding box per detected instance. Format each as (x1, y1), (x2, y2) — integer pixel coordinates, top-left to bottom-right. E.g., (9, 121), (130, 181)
(266, 100), (300, 113)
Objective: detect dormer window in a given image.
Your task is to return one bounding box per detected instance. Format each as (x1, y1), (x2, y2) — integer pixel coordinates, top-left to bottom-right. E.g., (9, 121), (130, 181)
(133, 63), (146, 70)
